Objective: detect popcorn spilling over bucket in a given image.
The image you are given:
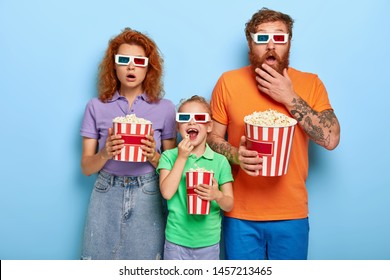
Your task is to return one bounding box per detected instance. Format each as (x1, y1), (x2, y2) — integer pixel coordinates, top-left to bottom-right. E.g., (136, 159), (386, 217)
(112, 114), (152, 162)
(244, 109), (297, 176)
(186, 170), (214, 215)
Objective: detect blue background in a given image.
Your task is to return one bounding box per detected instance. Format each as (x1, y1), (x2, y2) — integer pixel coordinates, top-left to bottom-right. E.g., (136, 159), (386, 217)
(1, 0), (389, 260)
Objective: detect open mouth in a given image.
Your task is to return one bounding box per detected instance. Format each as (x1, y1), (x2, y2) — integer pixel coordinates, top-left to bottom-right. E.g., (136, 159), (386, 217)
(266, 54), (277, 64)
(186, 128), (199, 140)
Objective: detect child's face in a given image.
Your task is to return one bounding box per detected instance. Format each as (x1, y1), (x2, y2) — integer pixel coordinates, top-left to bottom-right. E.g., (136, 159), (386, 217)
(178, 102), (212, 147)
(115, 43), (148, 93)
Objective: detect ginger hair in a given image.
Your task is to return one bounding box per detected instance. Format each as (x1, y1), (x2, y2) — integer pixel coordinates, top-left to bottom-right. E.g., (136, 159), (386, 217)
(98, 28), (164, 103)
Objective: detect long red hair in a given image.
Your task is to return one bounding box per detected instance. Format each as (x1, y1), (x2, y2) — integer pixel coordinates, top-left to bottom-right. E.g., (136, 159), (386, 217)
(98, 28), (164, 103)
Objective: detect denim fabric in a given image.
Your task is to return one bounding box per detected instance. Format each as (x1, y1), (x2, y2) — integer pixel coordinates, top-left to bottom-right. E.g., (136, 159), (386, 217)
(81, 170), (166, 260)
(163, 239), (220, 260)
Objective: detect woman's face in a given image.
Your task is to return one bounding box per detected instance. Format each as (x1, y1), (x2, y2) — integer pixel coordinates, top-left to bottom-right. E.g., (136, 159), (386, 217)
(115, 43), (148, 94)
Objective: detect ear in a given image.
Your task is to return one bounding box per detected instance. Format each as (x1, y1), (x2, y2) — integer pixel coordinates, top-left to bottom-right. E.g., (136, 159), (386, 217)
(206, 121), (213, 133)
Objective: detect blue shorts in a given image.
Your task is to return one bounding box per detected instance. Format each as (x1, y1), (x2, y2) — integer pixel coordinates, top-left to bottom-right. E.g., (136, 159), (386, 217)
(223, 217), (309, 260)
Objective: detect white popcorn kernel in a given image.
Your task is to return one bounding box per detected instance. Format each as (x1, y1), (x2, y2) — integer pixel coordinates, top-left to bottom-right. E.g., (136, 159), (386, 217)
(113, 114), (152, 124)
(244, 109), (296, 127)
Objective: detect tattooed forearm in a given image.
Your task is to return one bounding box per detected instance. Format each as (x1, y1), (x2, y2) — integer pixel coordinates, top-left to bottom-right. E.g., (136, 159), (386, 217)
(290, 97), (338, 148)
(302, 117), (330, 147)
(290, 97), (318, 121)
(208, 138), (240, 165)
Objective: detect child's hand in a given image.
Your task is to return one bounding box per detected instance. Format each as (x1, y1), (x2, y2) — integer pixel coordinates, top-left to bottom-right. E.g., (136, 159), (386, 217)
(101, 127), (125, 159)
(194, 178), (222, 201)
(177, 134), (193, 159)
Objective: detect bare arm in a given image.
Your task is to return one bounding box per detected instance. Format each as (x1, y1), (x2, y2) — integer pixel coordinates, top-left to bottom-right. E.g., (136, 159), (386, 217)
(288, 98), (340, 150)
(159, 137), (192, 200)
(195, 179), (234, 212)
(207, 121), (239, 164)
(80, 128), (124, 176)
(207, 121), (262, 176)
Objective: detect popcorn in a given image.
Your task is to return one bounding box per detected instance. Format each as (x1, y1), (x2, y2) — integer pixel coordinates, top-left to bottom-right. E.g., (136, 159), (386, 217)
(112, 114), (152, 162)
(244, 109), (296, 127)
(188, 167), (214, 173)
(113, 114), (152, 124)
(244, 109), (297, 176)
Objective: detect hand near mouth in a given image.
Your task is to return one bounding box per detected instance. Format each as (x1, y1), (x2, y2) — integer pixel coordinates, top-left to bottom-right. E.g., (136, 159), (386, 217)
(254, 64), (297, 106)
(177, 135), (193, 159)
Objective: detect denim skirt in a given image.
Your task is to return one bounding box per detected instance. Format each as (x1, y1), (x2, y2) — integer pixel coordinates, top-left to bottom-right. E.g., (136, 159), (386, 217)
(81, 170), (166, 260)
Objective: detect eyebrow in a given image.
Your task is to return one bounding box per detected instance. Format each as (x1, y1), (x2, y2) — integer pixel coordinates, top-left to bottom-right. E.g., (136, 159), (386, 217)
(256, 29), (286, 33)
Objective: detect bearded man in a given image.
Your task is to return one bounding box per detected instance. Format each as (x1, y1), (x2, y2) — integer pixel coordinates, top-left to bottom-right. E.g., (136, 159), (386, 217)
(207, 8), (340, 260)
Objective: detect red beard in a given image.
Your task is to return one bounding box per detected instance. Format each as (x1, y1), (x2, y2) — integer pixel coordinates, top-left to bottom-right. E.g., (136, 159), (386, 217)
(249, 49), (290, 75)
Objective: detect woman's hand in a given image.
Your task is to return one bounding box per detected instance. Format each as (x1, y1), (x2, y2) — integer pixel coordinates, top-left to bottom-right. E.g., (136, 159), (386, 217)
(100, 128), (124, 160)
(141, 129), (158, 162)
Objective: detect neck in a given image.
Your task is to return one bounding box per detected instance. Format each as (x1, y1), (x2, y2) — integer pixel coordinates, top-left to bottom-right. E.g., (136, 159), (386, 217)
(119, 86), (143, 98)
(119, 87), (143, 106)
(191, 142), (207, 157)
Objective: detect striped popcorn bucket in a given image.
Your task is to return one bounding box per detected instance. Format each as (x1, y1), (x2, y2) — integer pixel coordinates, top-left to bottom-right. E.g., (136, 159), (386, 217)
(185, 171), (214, 215)
(244, 120), (297, 176)
(112, 122), (152, 162)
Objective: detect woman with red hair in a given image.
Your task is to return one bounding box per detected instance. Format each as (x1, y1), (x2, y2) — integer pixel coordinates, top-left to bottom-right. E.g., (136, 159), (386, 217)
(80, 28), (176, 259)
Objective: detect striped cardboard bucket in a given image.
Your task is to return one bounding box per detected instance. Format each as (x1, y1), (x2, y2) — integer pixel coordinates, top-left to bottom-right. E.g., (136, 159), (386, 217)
(113, 122), (152, 162)
(245, 120), (297, 176)
(185, 171), (214, 215)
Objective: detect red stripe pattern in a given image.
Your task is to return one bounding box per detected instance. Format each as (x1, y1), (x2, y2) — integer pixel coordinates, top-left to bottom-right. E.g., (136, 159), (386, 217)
(113, 122), (152, 162)
(185, 171), (214, 215)
(245, 123), (296, 176)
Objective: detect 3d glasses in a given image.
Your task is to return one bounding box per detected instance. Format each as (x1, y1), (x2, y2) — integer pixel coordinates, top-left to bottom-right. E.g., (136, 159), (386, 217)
(176, 113), (211, 123)
(115, 54), (149, 67)
(250, 33), (289, 44)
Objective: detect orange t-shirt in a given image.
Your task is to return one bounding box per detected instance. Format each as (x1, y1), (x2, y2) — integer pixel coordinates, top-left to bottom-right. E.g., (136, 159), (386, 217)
(210, 66), (332, 221)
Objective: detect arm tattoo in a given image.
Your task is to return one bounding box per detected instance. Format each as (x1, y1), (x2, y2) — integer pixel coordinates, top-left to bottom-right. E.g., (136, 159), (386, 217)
(208, 141), (239, 165)
(290, 97), (337, 148)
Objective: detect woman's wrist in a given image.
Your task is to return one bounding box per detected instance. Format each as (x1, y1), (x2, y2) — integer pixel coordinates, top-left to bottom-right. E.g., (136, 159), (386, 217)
(150, 152), (160, 164)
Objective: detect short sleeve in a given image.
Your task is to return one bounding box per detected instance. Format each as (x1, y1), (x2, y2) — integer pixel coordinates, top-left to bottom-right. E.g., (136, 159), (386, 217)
(80, 99), (99, 139)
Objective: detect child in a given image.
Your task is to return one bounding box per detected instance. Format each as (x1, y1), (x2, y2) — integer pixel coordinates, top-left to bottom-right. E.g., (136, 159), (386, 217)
(157, 95), (234, 260)
(80, 28), (176, 259)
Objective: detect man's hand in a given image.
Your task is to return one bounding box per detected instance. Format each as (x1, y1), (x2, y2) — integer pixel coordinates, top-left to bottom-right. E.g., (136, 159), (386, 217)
(238, 135), (262, 176)
(255, 64), (297, 106)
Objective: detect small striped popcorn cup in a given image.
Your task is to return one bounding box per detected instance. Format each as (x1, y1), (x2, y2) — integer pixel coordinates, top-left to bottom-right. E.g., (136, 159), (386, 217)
(185, 170), (214, 215)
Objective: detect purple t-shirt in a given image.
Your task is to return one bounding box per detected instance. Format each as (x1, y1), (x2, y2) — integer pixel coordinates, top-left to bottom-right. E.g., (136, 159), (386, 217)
(81, 91), (177, 176)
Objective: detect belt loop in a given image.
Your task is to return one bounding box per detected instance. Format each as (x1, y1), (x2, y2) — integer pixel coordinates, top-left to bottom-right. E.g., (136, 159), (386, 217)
(137, 175), (142, 187)
(110, 173), (114, 187)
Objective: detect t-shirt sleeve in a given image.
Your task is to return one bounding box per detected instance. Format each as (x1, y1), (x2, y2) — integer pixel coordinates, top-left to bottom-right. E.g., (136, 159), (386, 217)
(80, 99), (99, 139)
(210, 75), (229, 125)
(161, 100), (177, 140)
(156, 149), (175, 174)
(309, 75), (333, 113)
(217, 156), (234, 186)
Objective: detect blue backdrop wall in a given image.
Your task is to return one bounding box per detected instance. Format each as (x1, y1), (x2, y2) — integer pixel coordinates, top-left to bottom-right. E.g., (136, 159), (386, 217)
(1, 0), (389, 259)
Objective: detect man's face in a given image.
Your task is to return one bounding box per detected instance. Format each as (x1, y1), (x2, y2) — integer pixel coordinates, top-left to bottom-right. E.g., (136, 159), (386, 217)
(249, 21), (291, 75)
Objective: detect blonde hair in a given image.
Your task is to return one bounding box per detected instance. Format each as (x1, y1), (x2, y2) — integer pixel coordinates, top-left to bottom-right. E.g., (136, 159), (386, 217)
(178, 95), (212, 117)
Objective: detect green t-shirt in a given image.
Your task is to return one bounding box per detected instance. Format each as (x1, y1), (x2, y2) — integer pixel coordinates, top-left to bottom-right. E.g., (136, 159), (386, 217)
(157, 144), (233, 248)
